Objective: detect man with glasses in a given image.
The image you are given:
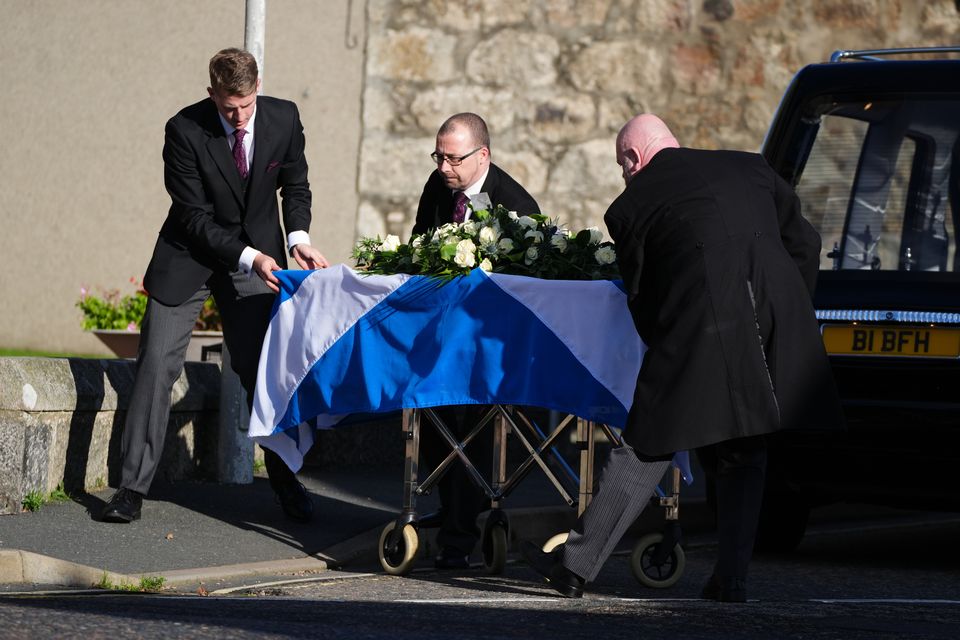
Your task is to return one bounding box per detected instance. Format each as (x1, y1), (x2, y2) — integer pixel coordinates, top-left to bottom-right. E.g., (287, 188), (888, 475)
(412, 113), (540, 569)
(412, 112), (538, 234)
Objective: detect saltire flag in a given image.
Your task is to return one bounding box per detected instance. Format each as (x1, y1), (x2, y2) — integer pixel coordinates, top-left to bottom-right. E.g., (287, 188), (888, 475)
(248, 264), (650, 473)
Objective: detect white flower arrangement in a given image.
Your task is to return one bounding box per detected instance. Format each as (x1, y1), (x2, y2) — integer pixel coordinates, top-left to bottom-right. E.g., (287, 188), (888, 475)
(353, 203), (618, 281)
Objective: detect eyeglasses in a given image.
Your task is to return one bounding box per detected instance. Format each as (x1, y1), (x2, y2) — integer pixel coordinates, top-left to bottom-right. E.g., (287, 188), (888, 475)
(430, 147), (482, 166)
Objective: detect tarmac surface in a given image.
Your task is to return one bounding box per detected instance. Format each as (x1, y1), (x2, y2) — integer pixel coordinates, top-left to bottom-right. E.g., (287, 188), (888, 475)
(1, 455), (698, 593)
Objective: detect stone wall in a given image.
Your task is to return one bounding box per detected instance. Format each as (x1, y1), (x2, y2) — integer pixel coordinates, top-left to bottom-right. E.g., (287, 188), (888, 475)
(357, 0), (960, 241)
(0, 358), (221, 514)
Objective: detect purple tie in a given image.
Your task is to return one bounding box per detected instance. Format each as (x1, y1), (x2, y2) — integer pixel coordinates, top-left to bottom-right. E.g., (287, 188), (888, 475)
(453, 191), (469, 223)
(233, 129), (248, 179)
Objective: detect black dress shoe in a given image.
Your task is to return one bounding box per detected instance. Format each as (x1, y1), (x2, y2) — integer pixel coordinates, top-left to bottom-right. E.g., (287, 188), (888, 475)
(520, 540), (584, 598)
(274, 480), (314, 523)
(434, 547), (471, 570)
(100, 488), (143, 523)
(700, 574), (747, 603)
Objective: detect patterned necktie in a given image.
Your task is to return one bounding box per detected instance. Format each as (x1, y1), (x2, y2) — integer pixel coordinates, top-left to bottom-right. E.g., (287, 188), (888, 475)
(453, 191), (469, 223)
(233, 128), (248, 179)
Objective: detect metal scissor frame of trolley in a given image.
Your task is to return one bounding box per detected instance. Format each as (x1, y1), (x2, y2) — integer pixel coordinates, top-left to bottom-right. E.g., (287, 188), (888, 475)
(378, 404), (687, 587)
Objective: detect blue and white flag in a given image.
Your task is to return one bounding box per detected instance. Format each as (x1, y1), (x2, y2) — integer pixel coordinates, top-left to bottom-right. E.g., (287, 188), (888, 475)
(249, 264), (647, 471)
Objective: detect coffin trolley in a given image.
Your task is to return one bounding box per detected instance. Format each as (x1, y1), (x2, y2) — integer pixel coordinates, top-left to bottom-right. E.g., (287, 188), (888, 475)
(380, 404), (687, 587)
(249, 265), (689, 586)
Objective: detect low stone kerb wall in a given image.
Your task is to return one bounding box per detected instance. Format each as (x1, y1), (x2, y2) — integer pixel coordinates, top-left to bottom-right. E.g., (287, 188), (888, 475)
(0, 357), (221, 515)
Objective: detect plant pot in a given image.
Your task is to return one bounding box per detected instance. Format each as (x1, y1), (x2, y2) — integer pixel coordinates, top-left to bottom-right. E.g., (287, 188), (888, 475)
(90, 329), (224, 362)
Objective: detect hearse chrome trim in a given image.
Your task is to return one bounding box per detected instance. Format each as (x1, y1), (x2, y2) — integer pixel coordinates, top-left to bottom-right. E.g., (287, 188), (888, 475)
(830, 46), (960, 63)
(816, 309), (960, 324)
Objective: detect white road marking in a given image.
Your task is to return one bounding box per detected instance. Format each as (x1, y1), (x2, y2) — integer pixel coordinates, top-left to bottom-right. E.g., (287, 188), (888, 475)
(209, 572), (377, 595)
(812, 598), (960, 605)
(396, 597), (562, 604)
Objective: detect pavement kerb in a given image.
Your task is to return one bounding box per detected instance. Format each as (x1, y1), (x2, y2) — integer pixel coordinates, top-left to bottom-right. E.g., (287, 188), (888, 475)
(0, 550), (127, 588)
(0, 505), (577, 591)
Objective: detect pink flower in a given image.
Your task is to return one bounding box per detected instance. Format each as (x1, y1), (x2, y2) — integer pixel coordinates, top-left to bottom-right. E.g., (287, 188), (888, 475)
(80, 286), (88, 302)
(126, 321), (137, 332)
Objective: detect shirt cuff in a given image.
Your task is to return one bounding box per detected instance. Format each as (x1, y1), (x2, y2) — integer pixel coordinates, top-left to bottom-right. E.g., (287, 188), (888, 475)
(238, 246), (261, 275)
(287, 230), (311, 254)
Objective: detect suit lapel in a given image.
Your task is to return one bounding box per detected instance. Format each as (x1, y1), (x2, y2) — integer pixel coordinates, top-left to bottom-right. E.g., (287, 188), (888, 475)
(479, 165), (501, 206)
(438, 182), (454, 225)
(202, 101), (245, 206)
(246, 99), (272, 202)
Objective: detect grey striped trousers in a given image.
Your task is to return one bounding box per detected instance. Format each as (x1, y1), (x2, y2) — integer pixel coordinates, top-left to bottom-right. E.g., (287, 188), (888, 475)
(561, 445), (670, 582)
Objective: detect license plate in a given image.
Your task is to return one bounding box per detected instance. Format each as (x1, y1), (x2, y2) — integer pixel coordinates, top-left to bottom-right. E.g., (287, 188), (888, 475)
(821, 324), (960, 358)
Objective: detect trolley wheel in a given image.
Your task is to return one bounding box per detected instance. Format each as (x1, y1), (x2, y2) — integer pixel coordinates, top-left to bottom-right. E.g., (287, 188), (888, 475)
(542, 532), (569, 553)
(630, 532), (686, 589)
(379, 521), (419, 576)
(482, 524), (508, 574)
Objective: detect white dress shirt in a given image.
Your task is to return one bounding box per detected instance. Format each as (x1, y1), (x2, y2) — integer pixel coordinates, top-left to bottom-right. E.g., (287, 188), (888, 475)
(216, 107), (311, 274)
(453, 167), (490, 222)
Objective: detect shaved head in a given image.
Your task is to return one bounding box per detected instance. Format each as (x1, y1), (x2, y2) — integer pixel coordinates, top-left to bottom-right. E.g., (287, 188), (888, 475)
(616, 114), (680, 184)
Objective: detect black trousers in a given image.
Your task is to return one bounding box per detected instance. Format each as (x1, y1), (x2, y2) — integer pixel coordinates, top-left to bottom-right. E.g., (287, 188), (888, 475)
(560, 435), (767, 585)
(419, 405), (494, 556)
(696, 435), (768, 583)
(119, 270), (295, 495)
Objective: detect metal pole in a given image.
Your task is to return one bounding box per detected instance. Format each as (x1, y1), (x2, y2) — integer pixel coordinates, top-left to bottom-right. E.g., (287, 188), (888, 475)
(245, 0), (266, 91)
(216, 0), (265, 484)
(217, 344), (253, 484)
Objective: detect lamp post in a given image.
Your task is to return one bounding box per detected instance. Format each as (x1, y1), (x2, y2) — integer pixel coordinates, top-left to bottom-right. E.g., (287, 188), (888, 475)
(217, 0), (268, 484)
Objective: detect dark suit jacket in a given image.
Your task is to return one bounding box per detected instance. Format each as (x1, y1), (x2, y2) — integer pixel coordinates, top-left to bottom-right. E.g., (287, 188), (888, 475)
(411, 163), (539, 236)
(604, 148), (844, 457)
(144, 96), (311, 305)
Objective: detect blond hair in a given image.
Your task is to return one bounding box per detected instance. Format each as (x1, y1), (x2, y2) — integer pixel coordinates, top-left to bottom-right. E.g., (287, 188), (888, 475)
(208, 48), (258, 96)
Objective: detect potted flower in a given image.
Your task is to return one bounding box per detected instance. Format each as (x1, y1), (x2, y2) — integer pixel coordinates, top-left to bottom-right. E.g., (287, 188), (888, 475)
(77, 277), (222, 360)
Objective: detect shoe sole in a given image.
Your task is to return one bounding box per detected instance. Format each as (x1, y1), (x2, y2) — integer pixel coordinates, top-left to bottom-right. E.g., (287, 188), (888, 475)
(283, 513), (313, 524)
(547, 579), (584, 598)
(101, 512), (140, 524)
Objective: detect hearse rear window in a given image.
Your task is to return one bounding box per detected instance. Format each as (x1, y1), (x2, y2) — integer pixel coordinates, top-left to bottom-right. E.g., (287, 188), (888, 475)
(792, 99), (959, 273)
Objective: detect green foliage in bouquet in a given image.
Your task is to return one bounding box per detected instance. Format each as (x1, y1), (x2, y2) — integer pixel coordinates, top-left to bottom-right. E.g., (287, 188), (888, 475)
(353, 204), (619, 281)
(77, 277), (222, 331)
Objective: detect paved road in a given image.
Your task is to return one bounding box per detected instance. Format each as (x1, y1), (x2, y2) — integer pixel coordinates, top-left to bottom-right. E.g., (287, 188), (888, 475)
(2, 513), (958, 639)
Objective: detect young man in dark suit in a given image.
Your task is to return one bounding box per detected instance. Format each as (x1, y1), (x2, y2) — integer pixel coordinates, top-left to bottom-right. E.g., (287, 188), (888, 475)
(412, 113), (540, 568)
(100, 48), (329, 524)
(520, 114), (843, 601)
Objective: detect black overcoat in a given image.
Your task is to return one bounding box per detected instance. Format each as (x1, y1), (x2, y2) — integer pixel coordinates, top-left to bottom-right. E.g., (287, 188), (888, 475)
(604, 148), (843, 457)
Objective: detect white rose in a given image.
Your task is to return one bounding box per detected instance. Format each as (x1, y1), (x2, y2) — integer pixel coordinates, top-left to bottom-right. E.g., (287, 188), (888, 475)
(524, 246), (539, 265)
(377, 234), (401, 252)
(524, 230), (544, 244)
(479, 258), (493, 272)
(412, 235), (424, 248)
(498, 238), (515, 253)
(518, 215), (538, 229)
(507, 210), (519, 220)
(550, 234), (568, 253)
(587, 226), (604, 245)
(460, 220), (477, 235)
(454, 239), (477, 268)
(437, 223), (458, 239)
(479, 225), (500, 245)
(594, 245), (616, 265)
